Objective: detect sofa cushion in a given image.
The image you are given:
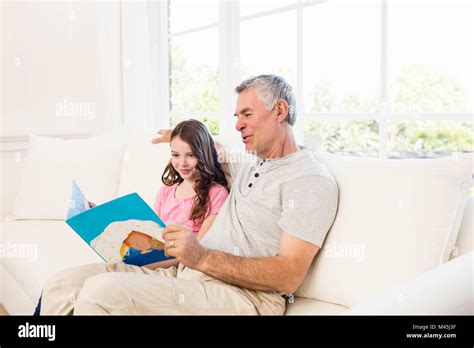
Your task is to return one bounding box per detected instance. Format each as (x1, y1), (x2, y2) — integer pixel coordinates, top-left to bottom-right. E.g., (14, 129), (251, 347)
(12, 132), (126, 220)
(285, 297), (348, 315)
(0, 220), (103, 302)
(296, 152), (472, 308)
(117, 132), (171, 207)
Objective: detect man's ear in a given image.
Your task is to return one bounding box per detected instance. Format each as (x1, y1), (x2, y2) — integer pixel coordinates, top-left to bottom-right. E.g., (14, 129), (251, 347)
(275, 99), (289, 123)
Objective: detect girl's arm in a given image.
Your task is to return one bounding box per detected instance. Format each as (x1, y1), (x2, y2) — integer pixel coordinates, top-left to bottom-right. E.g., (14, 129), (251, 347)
(196, 214), (217, 241)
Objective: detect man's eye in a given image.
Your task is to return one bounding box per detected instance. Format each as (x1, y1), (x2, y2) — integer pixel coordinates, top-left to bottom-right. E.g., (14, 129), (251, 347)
(244, 114), (251, 117)
(172, 154), (179, 157)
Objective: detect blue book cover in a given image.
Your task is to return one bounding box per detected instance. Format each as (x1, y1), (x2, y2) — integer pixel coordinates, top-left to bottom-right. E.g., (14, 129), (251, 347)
(65, 181), (174, 266)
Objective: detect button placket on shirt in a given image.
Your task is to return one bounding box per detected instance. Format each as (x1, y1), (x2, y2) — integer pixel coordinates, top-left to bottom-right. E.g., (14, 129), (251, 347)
(248, 159), (265, 188)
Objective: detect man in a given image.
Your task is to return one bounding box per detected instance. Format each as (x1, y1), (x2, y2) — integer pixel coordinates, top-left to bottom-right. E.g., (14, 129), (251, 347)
(40, 75), (338, 315)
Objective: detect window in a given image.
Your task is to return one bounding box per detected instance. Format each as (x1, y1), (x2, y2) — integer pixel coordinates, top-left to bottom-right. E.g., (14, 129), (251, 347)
(388, 121), (474, 158)
(161, 0), (473, 156)
(240, 11), (297, 86)
(169, 0), (220, 134)
(305, 120), (380, 155)
(303, 0), (380, 114)
(303, 0), (380, 156)
(170, 28), (219, 114)
(240, 0), (296, 17)
(388, 1), (472, 114)
(169, 0), (218, 33)
(386, 0), (473, 157)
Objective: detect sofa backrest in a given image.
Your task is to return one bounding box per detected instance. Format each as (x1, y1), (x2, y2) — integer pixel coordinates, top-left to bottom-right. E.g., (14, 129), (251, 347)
(11, 132), (127, 220)
(295, 152), (472, 307)
(117, 133), (170, 208)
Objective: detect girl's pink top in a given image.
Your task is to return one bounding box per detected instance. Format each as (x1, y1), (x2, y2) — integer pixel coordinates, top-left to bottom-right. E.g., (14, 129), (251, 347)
(153, 182), (229, 235)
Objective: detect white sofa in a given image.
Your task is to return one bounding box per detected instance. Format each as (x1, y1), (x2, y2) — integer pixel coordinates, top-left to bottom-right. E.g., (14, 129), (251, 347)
(1, 130), (472, 315)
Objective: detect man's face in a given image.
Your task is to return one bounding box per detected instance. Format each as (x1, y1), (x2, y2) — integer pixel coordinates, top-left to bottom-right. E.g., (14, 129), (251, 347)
(234, 88), (277, 157)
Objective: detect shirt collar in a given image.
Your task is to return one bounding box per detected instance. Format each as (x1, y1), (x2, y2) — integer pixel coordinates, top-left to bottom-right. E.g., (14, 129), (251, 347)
(254, 148), (311, 170)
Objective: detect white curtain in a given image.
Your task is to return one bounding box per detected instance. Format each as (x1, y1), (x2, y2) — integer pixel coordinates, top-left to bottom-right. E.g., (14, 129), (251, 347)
(120, 0), (157, 130)
(95, 1), (123, 132)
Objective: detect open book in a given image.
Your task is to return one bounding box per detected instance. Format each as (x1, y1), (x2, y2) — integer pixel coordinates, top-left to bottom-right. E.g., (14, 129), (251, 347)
(66, 180), (174, 266)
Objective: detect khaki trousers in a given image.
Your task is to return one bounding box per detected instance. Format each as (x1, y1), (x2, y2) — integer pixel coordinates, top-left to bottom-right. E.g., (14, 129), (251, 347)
(40, 262), (286, 315)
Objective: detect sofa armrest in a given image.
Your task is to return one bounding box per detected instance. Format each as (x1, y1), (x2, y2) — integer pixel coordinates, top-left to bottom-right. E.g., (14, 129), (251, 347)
(450, 194), (473, 259)
(343, 251), (473, 315)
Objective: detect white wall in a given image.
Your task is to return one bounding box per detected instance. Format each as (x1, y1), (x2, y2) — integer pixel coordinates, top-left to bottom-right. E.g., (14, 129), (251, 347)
(1, 1), (122, 136)
(0, 1), (123, 218)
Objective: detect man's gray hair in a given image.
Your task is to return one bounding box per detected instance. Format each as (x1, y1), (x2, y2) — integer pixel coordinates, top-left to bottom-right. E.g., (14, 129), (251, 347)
(235, 75), (297, 126)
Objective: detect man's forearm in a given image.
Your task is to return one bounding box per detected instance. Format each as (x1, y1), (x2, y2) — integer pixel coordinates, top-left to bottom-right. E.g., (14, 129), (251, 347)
(195, 249), (296, 294)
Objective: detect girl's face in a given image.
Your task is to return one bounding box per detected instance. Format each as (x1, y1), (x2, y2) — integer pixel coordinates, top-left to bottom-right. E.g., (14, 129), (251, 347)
(170, 136), (198, 181)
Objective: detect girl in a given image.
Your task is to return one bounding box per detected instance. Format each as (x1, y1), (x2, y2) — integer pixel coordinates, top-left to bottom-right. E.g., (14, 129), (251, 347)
(146, 119), (229, 269)
(32, 120), (228, 315)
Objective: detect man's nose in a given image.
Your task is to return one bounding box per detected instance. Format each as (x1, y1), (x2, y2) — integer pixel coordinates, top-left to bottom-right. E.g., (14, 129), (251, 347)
(235, 115), (245, 132)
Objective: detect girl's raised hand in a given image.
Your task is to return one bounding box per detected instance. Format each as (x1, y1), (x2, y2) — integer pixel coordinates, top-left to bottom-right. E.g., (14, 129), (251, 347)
(151, 129), (173, 144)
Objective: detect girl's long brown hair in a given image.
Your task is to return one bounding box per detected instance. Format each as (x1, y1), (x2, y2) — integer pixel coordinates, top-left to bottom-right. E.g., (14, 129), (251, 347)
(161, 119), (228, 223)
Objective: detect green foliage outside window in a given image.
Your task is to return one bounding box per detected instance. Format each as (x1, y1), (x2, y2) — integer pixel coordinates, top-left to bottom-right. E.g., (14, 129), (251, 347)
(305, 65), (473, 157)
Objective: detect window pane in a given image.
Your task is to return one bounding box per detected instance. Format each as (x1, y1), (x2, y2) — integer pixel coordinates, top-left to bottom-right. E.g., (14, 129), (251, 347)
(170, 28), (219, 113)
(240, 0), (296, 17)
(303, 0), (380, 113)
(304, 119), (379, 156)
(240, 11), (297, 87)
(387, 121), (474, 158)
(388, 1), (473, 113)
(169, 0), (218, 33)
